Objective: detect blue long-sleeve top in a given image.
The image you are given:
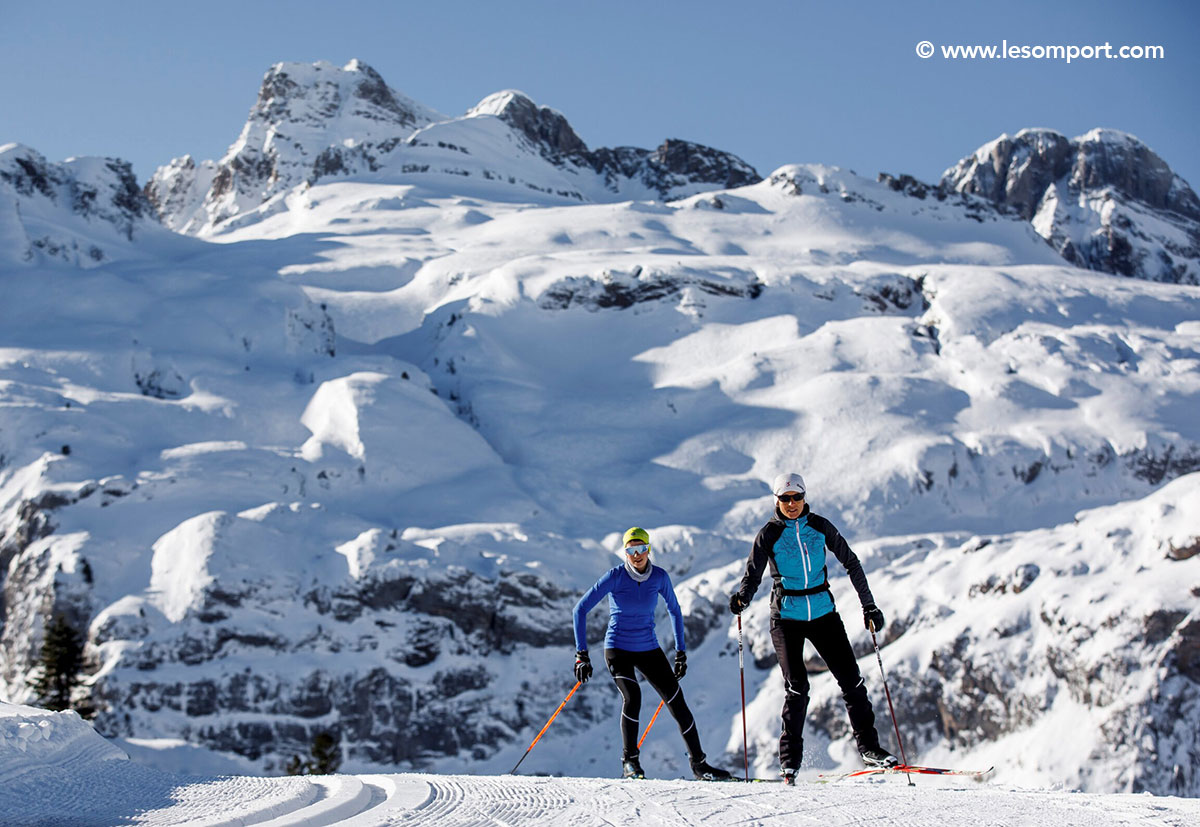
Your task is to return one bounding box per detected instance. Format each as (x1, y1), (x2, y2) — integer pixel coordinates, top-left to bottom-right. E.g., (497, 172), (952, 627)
(572, 564), (686, 653)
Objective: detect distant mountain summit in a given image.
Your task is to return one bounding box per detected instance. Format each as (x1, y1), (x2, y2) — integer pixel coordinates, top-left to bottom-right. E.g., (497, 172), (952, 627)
(467, 90), (591, 162)
(0, 143), (156, 266)
(941, 128), (1200, 284)
(145, 60), (445, 233)
(467, 89), (760, 197)
(146, 60), (761, 235)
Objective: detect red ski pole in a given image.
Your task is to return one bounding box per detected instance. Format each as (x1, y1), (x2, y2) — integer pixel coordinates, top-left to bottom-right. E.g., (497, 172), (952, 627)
(869, 622), (913, 786)
(638, 700), (665, 749)
(738, 614), (749, 782)
(509, 681), (582, 775)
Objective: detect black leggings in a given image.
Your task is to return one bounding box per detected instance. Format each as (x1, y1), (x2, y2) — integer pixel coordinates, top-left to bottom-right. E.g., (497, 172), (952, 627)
(770, 611), (881, 770)
(605, 647), (704, 762)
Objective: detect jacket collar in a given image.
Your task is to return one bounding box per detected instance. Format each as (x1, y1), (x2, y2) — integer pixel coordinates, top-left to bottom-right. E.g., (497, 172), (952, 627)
(771, 502), (811, 525)
(624, 559), (653, 582)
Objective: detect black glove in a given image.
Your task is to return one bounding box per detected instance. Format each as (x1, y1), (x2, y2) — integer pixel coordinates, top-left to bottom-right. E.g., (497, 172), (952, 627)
(673, 651), (687, 680)
(574, 650), (592, 683)
(863, 603), (885, 632)
(729, 593), (746, 615)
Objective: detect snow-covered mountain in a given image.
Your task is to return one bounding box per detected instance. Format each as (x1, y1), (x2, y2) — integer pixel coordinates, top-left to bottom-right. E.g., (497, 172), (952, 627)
(941, 128), (1200, 285)
(2, 59), (1199, 799)
(0, 143), (163, 267)
(145, 60), (761, 236)
(146, 60), (446, 234)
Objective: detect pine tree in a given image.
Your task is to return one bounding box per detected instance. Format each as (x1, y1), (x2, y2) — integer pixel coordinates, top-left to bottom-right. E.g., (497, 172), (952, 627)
(285, 731), (342, 776)
(32, 612), (85, 712)
(310, 732), (341, 775)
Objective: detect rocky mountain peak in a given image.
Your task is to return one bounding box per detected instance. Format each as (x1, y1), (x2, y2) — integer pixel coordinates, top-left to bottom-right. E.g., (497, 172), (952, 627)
(648, 138), (761, 190)
(1070, 128), (1200, 220)
(224, 58), (444, 184)
(948, 129), (1074, 220)
(0, 143), (154, 265)
(147, 60), (763, 233)
(147, 60), (446, 231)
(467, 90), (589, 161)
(251, 59), (442, 135)
(142, 154), (217, 234)
(942, 128), (1200, 284)
(463, 91), (760, 196)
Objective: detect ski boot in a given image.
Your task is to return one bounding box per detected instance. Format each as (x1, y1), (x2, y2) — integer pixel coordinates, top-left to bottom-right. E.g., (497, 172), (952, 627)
(781, 768), (797, 786)
(691, 759), (733, 781)
(622, 756), (645, 779)
(860, 746), (899, 768)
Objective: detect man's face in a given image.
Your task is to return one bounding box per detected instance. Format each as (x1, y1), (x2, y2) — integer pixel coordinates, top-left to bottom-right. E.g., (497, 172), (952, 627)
(777, 491), (804, 519)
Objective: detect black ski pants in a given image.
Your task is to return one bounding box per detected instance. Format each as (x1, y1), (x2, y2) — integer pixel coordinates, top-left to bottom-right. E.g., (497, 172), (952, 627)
(604, 647), (704, 762)
(770, 610), (880, 770)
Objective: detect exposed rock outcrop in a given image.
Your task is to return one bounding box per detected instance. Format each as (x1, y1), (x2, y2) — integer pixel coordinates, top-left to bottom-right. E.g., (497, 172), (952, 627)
(0, 144), (154, 265)
(941, 128), (1200, 284)
(146, 60), (444, 233)
(468, 91), (590, 163)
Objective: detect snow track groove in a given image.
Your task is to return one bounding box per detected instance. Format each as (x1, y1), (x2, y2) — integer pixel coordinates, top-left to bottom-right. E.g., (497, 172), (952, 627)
(282, 773), (1200, 826)
(380, 775), (575, 825)
(0, 757), (318, 826)
(255, 775), (371, 826)
(5, 766), (1200, 825)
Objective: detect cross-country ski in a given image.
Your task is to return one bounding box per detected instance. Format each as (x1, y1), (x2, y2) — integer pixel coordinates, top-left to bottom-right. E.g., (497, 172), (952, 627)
(818, 764), (997, 783)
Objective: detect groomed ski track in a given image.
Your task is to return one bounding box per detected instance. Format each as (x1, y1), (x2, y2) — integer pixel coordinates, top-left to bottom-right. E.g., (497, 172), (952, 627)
(263, 774), (1200, 827)
(9, 768), (1200, 826)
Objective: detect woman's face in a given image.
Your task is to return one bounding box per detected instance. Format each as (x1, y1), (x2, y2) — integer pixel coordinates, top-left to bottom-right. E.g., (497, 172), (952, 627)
(777, 492), (804, 519)
(625, 541), (650, 572)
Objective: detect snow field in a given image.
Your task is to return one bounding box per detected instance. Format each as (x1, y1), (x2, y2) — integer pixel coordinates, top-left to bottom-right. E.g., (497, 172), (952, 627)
(2, 699), (1196, 827)
(4, 718), (1200, 827)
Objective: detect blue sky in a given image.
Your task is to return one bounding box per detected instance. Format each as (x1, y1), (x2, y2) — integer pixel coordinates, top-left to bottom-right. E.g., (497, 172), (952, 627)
(3, 0), (1197, 189)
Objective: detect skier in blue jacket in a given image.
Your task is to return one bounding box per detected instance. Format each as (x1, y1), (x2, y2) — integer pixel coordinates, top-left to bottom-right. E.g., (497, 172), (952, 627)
(729, 473), (898, 784)
(573, 527), (731, 781)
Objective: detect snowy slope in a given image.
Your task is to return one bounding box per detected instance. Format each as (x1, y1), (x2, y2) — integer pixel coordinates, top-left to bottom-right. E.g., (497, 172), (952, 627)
(2, 702), (1199, 826)
(2, 60), (1199, 800)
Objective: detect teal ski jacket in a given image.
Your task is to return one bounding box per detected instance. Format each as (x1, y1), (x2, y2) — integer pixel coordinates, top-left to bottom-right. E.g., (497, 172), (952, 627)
(733, 504), (874, 621)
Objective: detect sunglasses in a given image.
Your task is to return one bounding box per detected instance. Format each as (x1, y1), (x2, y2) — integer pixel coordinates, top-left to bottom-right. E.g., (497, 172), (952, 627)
(777, 493), (805, 503)
(624, 543), (650, 556)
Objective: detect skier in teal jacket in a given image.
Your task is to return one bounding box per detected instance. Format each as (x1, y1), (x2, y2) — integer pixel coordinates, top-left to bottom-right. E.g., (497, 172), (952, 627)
(729, 473), (898, 784)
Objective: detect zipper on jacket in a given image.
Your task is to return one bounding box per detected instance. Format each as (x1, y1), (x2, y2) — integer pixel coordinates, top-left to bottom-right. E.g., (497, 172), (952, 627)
(796, 523), (812, 620)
